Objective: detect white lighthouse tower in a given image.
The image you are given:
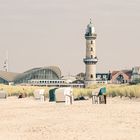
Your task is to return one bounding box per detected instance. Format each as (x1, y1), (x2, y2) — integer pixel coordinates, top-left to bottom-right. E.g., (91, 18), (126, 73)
(83, 19), (98, 86)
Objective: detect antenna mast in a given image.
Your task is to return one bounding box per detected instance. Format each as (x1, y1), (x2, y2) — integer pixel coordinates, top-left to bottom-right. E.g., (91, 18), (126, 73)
(3, 51), (9, 72)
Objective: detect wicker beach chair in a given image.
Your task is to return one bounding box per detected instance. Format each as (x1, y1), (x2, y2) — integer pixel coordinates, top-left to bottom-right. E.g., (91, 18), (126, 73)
(55, 87), (73, 104)
(0, 90), (7, 99)
(33, 89), (45, 101)
(92, 87), (107, 104)
(91, 88), (100, 104)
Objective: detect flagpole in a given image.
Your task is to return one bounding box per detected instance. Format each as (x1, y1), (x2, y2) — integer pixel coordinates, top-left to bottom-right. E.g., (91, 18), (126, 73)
(6, 51), (9, 72)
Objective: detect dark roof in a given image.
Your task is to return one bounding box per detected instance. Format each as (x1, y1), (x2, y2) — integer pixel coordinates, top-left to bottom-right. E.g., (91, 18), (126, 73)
(72, 80), (84, 84)
(96, 73), (109, 75)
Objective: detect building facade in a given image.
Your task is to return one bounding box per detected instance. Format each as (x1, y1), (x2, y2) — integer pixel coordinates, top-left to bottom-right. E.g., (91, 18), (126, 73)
(0, 66), (61, 85)
(111, 70), (132, 84)
(14, 66), (61, 84)
(83, 19), (98, 86)
(96, 73), (111, 83)
(0, 66), (84, 87)
(131, 66), (140, 82)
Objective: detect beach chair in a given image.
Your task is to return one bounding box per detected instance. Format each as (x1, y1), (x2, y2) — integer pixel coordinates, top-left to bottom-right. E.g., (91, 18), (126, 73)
(0, 90), (7, 99)
(55, 88), (65, 103)
(64, 87), (73, 105)
(49, 88), (58, 102)
(91, 88), (100, 104)
(33, 89), (45, 101)
(55, 87), (73, 105)
(98, 87), (107, 104)
(92, 87), (107, 104)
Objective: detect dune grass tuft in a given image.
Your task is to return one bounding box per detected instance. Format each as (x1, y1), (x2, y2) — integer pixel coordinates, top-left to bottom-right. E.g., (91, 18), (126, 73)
(0, 84), (140, 99)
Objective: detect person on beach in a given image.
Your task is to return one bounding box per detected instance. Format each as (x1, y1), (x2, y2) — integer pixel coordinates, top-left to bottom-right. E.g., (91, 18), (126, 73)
(18, 88), (27, 98)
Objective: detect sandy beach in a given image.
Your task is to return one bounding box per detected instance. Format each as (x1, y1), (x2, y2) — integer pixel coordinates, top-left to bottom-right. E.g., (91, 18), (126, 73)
(0, 97), (140, 140)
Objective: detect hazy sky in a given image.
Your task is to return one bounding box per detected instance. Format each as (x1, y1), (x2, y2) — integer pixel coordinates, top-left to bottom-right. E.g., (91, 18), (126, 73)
(0, 0), (140, 75)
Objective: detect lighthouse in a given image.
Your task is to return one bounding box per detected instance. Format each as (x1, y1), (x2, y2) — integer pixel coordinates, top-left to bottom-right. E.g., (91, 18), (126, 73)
(83, 19), (98, 86)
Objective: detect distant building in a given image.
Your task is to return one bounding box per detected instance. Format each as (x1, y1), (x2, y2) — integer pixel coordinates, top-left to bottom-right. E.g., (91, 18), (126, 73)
(76, 72), (111, 84)
(111, 70), (132, 84)
(14, 66), (61, 85)
(0, 66), (61, 85)
(0, 66), (84, 87)
(131, 66), (140, 82)
(0, 71), (18, 85)
(76, 73), (85, 81)
(1, 67), (139, 86)
(96, 73), (111, 83)
(61, 75), (77, 83)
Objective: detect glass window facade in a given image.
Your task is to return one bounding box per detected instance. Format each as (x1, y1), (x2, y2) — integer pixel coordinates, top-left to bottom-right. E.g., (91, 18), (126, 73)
(14, 68), (60, 84)
(0, 77), (8, 85)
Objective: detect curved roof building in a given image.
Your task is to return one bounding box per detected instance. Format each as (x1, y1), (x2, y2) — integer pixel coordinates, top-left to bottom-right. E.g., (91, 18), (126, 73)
(0, 71), (19, 84)
(0, 66), (61, 85)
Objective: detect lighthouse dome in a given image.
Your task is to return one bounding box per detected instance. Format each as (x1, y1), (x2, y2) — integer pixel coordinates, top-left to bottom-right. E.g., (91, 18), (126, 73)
(86, 19), (95, 35)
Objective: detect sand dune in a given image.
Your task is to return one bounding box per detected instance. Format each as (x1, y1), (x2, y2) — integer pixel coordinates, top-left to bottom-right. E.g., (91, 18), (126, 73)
(0, 97), (140, 140)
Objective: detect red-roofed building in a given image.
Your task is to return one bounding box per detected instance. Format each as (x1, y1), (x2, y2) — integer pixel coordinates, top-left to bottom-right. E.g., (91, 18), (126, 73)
(111, 70), (132, 84)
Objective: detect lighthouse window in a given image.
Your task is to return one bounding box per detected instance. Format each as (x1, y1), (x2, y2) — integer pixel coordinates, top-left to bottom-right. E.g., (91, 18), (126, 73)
(91, 40), (93, 44)
(91, 74), (93, 78)
(91, 47), (93, 51)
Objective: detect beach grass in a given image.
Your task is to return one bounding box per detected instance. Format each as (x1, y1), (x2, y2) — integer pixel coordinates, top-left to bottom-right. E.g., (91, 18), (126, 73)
(73, 84), (140, 98)
(106, 84), (140, 98)
(0, 84), (140, 98)
(0, 84), (49, 97)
